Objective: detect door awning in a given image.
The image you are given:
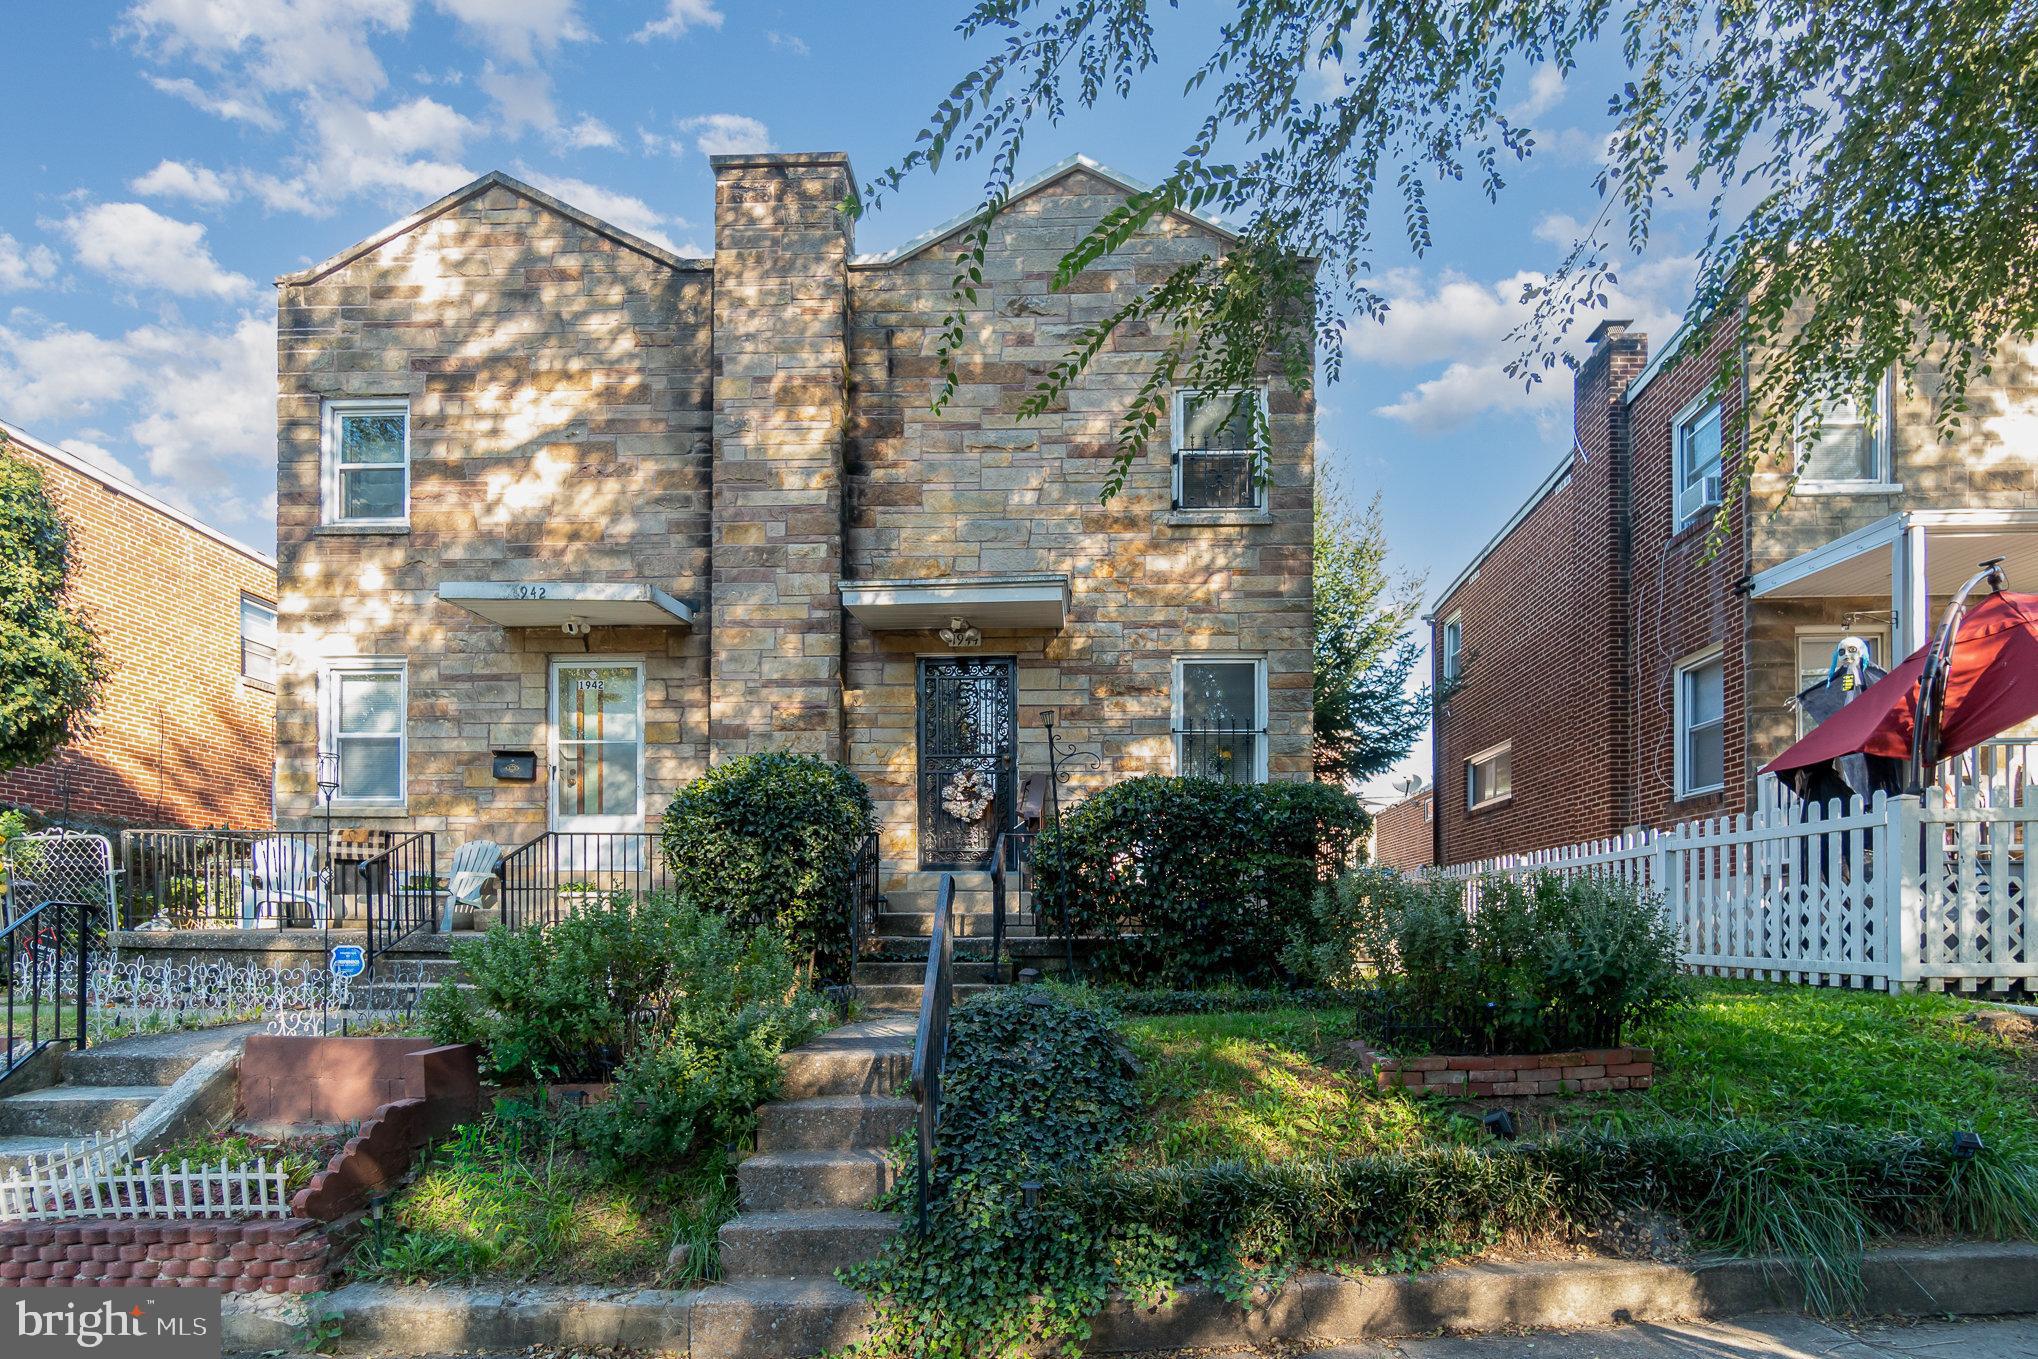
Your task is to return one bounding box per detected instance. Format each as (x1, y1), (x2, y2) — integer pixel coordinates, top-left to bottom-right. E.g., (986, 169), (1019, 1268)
(838, 573), (1070, 631)
(437, 581), (695, 628)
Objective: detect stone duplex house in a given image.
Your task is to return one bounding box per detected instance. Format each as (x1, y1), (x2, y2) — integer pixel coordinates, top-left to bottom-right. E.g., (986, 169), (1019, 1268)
(273, 152), (1313, 886)
(1427, 318), (2038, 866)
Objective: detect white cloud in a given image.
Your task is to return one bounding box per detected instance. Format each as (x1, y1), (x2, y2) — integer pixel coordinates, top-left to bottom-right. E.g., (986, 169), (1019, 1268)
(58, 202), (252, 299)
(514, 168), (687, 253)
(633, 0), (722, 41)
(0, 234), (60, 290)
(766, 31), (809, 57)
(638, 126), (687, 158)
(145, 75), (282, 129)
(0, 322), (143, 421)
(433, 0), (588, 65)
(131, 159), (237, 206)
(300, 96), (478, 202)
(677, 113), (771, 156)
(1533, 212), (1589, 248)
(58, 438), (143, 484)
(123, 0), (414, 99)
(561, 115), (620, 150)
(480, 65), (558, 137)
(1508, 66), (1567, 123)
(124, 317), (278, 485)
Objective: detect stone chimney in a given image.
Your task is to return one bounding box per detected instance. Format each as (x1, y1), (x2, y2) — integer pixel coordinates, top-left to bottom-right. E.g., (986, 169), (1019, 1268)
(708, 152), (856, 759)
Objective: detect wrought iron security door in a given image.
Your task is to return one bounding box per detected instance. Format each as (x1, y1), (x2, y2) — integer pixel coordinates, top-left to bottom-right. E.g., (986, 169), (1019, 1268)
(918, 657), (1017, 870)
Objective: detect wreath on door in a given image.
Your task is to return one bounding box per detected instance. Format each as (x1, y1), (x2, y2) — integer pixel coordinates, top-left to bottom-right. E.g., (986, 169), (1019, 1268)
(940, 768), (997, 824)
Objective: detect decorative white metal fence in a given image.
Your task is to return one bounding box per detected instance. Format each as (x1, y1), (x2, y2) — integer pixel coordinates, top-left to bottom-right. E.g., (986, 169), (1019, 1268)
(1442, 783), (2035, 992)
(0, 1128), (294, 1222)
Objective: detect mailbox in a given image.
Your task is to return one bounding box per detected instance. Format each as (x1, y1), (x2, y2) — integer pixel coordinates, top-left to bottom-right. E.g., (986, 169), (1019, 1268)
(492, 750), (538, 782)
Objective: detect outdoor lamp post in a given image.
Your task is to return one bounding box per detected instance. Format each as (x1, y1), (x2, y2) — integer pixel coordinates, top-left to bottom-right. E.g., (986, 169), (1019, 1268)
(317, 750), (338, 1032)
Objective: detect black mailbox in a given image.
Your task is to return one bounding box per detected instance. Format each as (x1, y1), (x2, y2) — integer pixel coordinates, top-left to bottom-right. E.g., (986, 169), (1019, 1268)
(492, 750), (538, 782)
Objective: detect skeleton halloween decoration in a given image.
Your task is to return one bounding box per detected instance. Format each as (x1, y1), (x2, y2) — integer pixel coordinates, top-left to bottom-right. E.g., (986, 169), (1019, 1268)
(1786, 634), (1902, 804)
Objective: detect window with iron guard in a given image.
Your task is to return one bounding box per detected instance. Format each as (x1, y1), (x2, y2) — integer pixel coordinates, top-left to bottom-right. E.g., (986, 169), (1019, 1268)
(1173, 656), (1267, 783)
(240, 595), (277, 686)
(1173, 389), (1267, 510)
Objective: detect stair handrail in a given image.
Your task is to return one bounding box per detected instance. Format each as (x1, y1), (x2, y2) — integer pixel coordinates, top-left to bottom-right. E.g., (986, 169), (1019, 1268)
(1, 898), (91, 1092)
(360, 830), (438, 969)
(909, 873), (955, 1232)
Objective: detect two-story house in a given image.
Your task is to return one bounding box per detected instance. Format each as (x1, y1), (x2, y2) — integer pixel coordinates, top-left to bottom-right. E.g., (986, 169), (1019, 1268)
(1427, 317), (2038, 866)
(273, 152), (1314, 898)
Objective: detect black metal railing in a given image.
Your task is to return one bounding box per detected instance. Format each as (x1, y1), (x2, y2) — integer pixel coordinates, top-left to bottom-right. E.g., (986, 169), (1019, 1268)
(911, 874), (955, 1232)
(362, 831), (438, 967)
(2, 899), (91, 1091)
(989, 828), (1046, 977)
(1176, 724), (1266, 785)
(119, 828), (404, 929)
(843, 831), (882, 989)
(497, 831), (672, 931)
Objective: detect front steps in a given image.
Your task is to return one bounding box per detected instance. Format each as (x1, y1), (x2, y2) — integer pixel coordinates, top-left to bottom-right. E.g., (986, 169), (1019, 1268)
(693, 1015), (917, 1358)
(0, 1024), (258, 1170)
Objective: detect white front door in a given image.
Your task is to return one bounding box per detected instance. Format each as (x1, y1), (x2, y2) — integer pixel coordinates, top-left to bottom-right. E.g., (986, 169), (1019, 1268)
(550, 660), (645, 836)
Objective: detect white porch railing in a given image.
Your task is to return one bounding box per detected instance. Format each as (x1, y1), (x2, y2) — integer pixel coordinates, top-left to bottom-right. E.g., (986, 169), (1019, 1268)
(1441, 782), (2036, 992)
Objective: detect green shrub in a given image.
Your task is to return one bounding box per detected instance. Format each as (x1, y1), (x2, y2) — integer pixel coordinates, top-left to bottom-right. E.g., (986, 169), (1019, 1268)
(424, 893), (821, 1084)
(1030, 776), (1369, 986)
(1298, 867), (1685, 1053)
(662, 751), (876, 980)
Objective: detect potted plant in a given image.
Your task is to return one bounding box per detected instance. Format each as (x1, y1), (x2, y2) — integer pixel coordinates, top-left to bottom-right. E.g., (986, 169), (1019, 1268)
(557, 879), (607, 914)
(398, 873), (450, 926)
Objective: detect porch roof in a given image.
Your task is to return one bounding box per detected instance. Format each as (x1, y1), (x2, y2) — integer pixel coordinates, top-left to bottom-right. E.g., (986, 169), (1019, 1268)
(1747, 510), (2038, 599)
(436, 580), (695, 628)
(837, 573), (1070, 631)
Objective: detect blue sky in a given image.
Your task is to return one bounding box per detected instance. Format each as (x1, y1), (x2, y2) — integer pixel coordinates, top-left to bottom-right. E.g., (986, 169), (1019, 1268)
(1, 2), (1711, 797)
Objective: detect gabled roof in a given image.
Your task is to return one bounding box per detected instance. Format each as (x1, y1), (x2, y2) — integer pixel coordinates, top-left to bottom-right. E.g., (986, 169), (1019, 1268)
(275, 171), (706, 287)
(848, 153), (1238, 268)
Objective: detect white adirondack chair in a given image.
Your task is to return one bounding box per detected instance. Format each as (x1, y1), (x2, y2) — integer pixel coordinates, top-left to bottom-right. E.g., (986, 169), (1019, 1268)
(242, 837), (329, 927)
(442, 839), (502, 929)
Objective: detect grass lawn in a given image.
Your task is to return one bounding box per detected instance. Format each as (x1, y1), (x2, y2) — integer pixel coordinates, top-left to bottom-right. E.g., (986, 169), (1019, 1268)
(354, 1106), (733, 1288)
(1124, 980), (2038, 1168)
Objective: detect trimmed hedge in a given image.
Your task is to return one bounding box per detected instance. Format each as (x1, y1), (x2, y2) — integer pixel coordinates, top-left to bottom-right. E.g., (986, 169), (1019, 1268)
(1030, 776), (1369, 986)
(661, 751), (876, 980)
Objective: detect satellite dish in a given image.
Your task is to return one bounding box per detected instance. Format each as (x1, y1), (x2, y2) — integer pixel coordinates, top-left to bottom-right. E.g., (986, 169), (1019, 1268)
(1393, 773), (1426, 798)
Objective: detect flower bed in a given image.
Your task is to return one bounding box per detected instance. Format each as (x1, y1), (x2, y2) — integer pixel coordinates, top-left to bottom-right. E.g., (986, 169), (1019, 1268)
(1341, 1040), (1655, 1096)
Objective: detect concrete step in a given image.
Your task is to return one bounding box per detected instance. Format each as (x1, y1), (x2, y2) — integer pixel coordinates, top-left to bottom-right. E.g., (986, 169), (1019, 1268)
(716, 1208), (897, 1281)
(854, 983), (990, 1012)
(0, 1085), (169, 1138)
(757, 1096), (914, 1153)
(0, 1134), (74, 1173)
(883, 870), (994, 895)
(775, 1017), (915, 1100)
(876, 910), (1025, 939)
(737, 1149), (896, 1211)
(852, 959), (999, 986)
(58, 1024), (260, 1088)
(688, 1279), (872, 1359)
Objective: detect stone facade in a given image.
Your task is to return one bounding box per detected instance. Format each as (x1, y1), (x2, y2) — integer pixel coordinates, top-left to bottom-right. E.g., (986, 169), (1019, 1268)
(0, 421), (275, 829)
(1432, 322), (2038, 864)
(273, 155), (1315, 873)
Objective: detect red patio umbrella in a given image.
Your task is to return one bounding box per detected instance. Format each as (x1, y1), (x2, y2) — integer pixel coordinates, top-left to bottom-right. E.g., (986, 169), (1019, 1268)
(1762, 579), (2038, 784)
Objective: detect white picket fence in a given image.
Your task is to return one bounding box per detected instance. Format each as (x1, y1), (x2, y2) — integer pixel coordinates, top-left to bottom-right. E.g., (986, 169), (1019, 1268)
(1442, 783), (2036, 992)
(0, 1127), (294, 1223)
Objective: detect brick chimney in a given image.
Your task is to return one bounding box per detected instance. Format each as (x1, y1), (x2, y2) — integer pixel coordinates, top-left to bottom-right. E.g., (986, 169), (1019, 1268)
(708, 152), (856, 759)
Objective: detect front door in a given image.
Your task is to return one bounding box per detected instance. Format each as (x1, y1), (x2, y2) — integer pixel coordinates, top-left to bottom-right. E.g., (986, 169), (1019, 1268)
(918, 657), (1017, 870)
(550, 660), (645, 837)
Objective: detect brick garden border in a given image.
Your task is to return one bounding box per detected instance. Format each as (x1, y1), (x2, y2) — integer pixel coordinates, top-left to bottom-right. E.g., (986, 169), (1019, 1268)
(1340, 1040), (1655, 1097)
(0, 1218), (329, 1292)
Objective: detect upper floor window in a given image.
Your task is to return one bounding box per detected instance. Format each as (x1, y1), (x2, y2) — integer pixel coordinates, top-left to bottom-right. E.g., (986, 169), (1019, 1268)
(1440, 613), (1463, 683)
(321, 659), (406, 806)
(322, 399), (409, 527)
(1674, 396), (1723, 529)
(1795, 373), (1892, 488)
(1173, 655), (1267, 783)
(1173, 388), (1266, 511)
(239, 595), (277, 687)
(1466, 741), (1512, 810)
(1675, 649), (1726, 798)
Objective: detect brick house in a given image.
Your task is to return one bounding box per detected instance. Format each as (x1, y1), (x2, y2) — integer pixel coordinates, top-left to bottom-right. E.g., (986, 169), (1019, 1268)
(1427, 318), (2038, 866)
(1371, 786), (1433, 871)
(0, 419), (277, 829)
(272, 153), (1314, 898)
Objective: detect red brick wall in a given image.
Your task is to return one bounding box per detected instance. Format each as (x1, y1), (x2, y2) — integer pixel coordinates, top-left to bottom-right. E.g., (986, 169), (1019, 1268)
(1432, 326), (1647, 864)
(1372, 791), (1434, 870)
(0, 1218), (328, 1292)
(0, 437), (275, 829)
(1623, 324), (1751, 826)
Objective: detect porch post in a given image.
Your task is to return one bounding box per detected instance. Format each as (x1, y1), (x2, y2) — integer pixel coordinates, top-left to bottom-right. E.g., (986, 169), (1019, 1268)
(1891, 519), (1928, 656)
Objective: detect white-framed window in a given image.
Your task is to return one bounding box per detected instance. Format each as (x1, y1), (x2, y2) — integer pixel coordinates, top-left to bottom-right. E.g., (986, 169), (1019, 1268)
(239, 595), (277, 687)
(320, 659), (406, 806)
(1172, 655), (1267, 784)
(1674, 649), (1726, 798)
(1172, 388), (1268, 511)
(1674, 395), (1723, 529)
(1465, 742), (1512, 810)
(1795, 371), (1893, 489)
(1794, 628), (1888, 737)
(1439, 613), (1463, 683)
(321, 399), (410, 526)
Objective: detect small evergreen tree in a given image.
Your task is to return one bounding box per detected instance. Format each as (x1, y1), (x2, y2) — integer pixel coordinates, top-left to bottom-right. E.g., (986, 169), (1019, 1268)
(0, 442), (107, 772)
(1313, 489), (1427, 785)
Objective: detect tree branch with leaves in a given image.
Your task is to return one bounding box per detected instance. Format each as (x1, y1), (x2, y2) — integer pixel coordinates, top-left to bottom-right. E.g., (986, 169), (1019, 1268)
(0, 442), (106, 773)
